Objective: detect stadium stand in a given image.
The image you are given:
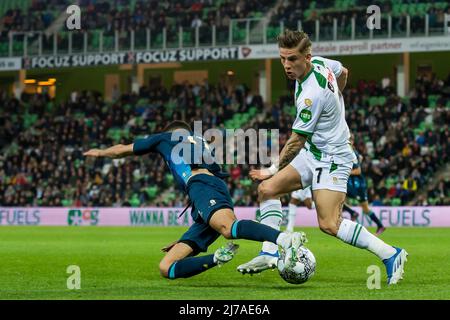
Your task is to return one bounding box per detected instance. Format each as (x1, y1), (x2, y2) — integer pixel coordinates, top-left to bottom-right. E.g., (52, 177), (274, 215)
(0, 0), (448, 207)
(1, 0), (448, 56)
(1, 72), (448, 207)
(0, 0), (278, 55)
(271, 0), (450, 40)
(0, 79), (262, 207)
(290, 73), (450, 207)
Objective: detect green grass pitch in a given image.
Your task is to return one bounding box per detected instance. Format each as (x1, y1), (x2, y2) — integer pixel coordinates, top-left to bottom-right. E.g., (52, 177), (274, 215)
(1, 226), (450, 300)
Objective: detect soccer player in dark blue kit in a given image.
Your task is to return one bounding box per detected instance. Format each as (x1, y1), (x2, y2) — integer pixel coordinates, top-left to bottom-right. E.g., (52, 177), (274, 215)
(83, 120), (305, 279)
(343, 136), (386, 235)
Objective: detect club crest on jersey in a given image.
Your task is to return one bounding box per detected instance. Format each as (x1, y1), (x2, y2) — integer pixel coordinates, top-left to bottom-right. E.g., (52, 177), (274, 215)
(299, 109), (312, 123)
(304, 98), (313, 107)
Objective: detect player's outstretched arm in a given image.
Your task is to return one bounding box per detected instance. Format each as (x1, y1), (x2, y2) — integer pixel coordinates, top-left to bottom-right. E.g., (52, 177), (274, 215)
(278, 132), (305, 170)
(83, 143), (134, 159)
(249, 132), (305, 181)
(249, 168), (273, 181)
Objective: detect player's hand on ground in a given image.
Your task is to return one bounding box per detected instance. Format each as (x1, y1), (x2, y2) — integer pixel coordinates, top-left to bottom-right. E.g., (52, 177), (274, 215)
(83, 149), (103, 157)
(249, 168), (272, 181)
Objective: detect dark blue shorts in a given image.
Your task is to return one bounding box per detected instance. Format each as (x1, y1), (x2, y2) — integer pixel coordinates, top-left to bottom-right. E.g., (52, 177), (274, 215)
(178, 174), (234, 255)
(347, 179), (368, 203)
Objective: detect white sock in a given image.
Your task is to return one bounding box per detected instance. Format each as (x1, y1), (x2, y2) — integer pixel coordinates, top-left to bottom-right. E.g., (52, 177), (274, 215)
(337, 219), (396, 260)
(310, 201), (316, 209)
(259, 199), (283, 254)
(287, 203), (297, 232)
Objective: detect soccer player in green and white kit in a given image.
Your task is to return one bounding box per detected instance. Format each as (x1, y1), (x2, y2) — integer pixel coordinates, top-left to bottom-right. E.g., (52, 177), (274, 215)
(237, 30), (407, 285)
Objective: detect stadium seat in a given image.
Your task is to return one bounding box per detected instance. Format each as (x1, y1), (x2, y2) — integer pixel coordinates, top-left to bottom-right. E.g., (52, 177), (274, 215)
(0, 42), (8, 56)
(145, 186), (158, 200)
(61, 199), (73, 206)
(378, 96), (387, 106)
(165, 174), (174, 184)
(23, 113), (38, 129)
(129, 194), (140, 207)
(369, 96), (379, 107)
(238, 177), (248, 186)
(428, 95), (439, 109)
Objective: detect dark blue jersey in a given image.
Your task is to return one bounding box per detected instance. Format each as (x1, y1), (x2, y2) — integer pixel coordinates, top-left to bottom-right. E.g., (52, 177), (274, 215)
(133, 131), (229, 191)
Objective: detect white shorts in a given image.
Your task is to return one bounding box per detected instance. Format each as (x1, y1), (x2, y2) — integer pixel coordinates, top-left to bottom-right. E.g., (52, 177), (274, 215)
(289, 148), (352, 193)
(291, 186), (312, 201)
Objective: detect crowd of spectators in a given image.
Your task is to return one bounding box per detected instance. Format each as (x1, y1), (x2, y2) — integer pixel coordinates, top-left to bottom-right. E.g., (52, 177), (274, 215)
(0, 0), (70, 33)
(272, 73), (450, 206)
(0, 77), (265, 207)
(78, 0), (275, 31)
(2, 0), (448, 49)
(0, 1), (449, 208)
(0, 0), (275, 32)
(273, 1), (450, 39)
(1, 71), (449, 208)
(355, 74), (450, 206)
(0, 0), (279, 53)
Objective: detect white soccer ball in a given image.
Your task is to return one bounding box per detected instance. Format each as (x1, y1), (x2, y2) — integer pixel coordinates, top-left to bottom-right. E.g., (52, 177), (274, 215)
(277, 246), (316, 284)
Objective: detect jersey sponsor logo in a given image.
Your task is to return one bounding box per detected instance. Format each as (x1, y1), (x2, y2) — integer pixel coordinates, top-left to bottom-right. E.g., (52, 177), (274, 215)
(304, 98), (313, 107)
(332, 176), (347, 185)
(209, 199), (216, 207)
(299, 109), (312, 123)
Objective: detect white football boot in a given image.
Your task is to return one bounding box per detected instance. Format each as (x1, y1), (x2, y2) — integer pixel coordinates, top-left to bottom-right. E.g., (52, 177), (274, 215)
(214, 242), (239, 266)
(237, 251), (279, 275)
(237, 231), (308, 275)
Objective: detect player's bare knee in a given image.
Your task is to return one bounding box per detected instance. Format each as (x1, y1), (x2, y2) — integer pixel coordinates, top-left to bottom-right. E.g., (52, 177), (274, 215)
(222, 230), (233, 239)
(258, 182), (275, 201)
(318, 220), (338, 236)
(218, 224), (233, 239)
(210, 211), (236, 239)
(159, 261), (171, 278)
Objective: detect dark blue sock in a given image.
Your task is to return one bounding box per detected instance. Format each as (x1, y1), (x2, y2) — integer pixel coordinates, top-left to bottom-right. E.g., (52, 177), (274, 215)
(230, 220), (280, 243)
(343, 203), (359, 218)
(367, 211), (384, 228)
(167, 255), (216, 279)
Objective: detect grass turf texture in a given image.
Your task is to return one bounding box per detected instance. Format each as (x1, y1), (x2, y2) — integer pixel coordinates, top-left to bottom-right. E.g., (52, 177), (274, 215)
(1, 226), (449, 300)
